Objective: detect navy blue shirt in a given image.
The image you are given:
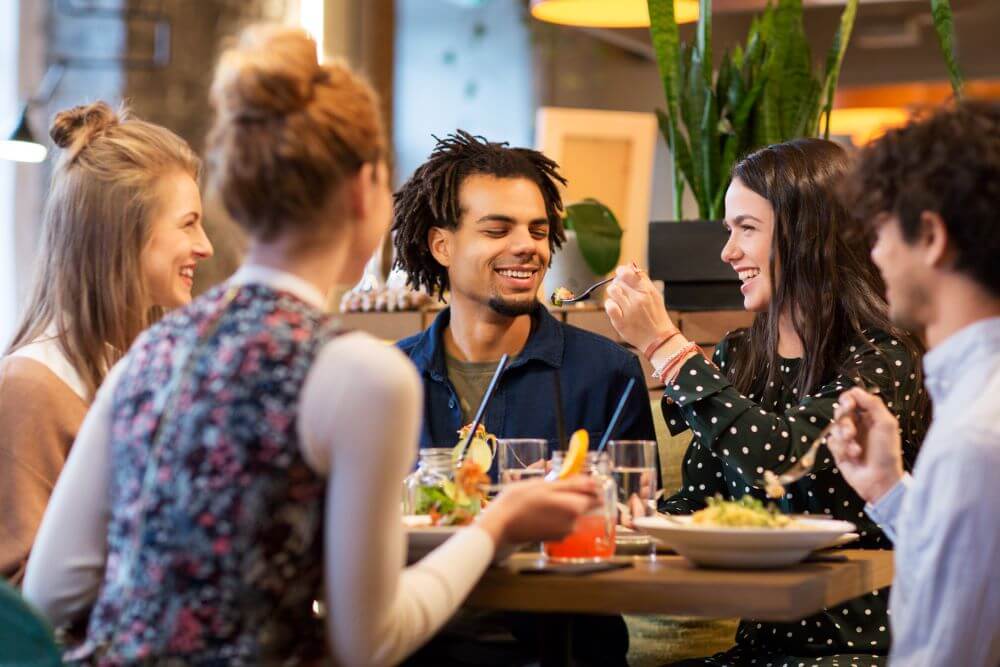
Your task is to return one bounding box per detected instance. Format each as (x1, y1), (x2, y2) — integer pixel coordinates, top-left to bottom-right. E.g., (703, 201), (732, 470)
(397, 304), (656, 479)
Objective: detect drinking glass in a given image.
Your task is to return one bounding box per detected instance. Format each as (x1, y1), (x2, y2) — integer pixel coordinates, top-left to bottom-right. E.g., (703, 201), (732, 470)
(497, 439), (549, 485)
(608, 440), (658, 557)
(543, 451), (617, 562)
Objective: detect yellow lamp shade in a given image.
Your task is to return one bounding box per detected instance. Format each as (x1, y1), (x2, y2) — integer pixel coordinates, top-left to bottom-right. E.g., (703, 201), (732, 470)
(530, 0), (699, 28)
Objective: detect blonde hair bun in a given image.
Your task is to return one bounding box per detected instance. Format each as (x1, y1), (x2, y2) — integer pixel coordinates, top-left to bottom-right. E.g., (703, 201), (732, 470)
(212, 26), (322, 119)
(50, 101), (121, 150)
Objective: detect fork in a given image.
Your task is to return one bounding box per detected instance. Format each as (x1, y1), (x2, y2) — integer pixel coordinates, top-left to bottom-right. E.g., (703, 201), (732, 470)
(759, 379), (878, 497)
(550, 277), (613, 306)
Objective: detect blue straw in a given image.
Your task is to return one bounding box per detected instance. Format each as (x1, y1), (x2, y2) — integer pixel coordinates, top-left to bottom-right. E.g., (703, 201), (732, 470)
(596, 377), (636, 453)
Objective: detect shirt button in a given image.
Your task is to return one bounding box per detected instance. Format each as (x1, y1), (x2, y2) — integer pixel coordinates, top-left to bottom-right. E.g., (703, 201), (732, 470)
(448, 399), (456, 409)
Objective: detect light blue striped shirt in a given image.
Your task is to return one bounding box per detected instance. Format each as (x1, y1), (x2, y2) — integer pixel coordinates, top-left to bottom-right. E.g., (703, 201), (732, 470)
(867, 317), (1000, 666)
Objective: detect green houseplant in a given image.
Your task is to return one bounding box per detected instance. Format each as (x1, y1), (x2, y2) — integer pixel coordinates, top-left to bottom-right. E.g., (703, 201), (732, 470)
(563, 198), (623, 276)
(648, 0), (965, 221)
(648, 0), (859, 221)
(544, 198), (622, 304)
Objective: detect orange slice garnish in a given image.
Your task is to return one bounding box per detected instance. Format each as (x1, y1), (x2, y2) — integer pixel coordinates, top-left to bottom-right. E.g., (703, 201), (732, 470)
(557, 429), (589, 479)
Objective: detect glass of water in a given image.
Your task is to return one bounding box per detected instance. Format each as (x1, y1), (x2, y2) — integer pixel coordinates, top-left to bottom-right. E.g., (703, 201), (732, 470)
(497, 439), (549, 486)
(608, 440), (658, 556)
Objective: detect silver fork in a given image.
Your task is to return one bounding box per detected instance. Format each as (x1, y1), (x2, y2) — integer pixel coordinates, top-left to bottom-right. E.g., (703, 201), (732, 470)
(760, 380), (878, 497)
(550, 277), (613, 306)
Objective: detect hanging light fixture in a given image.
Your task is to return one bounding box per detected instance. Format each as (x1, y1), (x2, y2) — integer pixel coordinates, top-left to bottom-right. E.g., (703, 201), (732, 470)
(1, 63), (65, 164)
(0, 109), (47, 164)
(529, 0), (699, 28)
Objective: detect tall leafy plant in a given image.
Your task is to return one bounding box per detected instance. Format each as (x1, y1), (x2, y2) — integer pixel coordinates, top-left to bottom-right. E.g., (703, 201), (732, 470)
(930, 0), (964, 99)
(649, 0), (858, 220)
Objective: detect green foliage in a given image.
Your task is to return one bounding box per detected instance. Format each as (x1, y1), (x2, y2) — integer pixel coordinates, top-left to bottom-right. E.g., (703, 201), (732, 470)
(563, 199), (624, 276)
(648, 0), (859, 220)
(930, 0), (964, 100)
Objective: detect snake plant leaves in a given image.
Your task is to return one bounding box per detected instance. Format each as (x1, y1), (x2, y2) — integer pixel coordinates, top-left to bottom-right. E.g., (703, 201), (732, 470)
(930, 0), (964, 100)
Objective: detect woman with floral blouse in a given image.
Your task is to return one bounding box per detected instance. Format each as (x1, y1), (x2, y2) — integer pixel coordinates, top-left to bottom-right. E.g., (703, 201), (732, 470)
(605, 138), (928, 666)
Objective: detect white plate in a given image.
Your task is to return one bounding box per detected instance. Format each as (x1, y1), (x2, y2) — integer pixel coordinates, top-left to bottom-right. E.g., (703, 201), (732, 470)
(404, 517), (459, 562)
(632, 515), (857, 569)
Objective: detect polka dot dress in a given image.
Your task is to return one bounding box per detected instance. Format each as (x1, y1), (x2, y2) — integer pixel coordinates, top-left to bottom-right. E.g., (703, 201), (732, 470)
(659, 329), (926, 666)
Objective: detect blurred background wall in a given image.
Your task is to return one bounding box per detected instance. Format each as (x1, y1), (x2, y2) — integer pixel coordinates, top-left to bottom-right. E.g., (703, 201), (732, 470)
(3, 0), (998, 343)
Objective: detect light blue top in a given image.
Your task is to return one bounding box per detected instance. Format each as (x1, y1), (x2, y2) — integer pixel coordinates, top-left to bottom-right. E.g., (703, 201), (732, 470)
(867, 317), (1000, 666)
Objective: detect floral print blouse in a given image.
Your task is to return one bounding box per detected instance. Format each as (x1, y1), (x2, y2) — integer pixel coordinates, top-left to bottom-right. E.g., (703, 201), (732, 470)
(73, 284), (342, 666)
(660, 328), (926, 664)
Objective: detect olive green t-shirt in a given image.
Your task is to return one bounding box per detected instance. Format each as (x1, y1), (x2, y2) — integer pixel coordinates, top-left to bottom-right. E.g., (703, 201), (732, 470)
(444, 353), (501, 425)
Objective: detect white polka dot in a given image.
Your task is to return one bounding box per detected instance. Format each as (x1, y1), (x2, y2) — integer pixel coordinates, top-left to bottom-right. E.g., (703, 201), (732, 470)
(710, 416), (718, 424)
(730, 426), (738, 434)
(690, 369), (697, 375)
(696, 385), (703, 391)
(764, 443), (772, 450)
(673, 384), (681, 391)
(742, 446), (750, 454)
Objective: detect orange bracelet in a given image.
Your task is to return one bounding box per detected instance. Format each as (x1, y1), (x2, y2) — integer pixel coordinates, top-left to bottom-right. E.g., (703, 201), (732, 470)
(643, 331), (681, 360)
(664, 345), (704, 386)
(652, 341), (698, 382)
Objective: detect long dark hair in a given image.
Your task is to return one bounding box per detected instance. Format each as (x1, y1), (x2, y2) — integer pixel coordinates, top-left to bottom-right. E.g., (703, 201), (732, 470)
(726, 138), (923, 408)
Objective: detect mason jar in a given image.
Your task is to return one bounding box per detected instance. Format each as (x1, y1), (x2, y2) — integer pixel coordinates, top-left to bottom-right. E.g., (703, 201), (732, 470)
(544, 451), (618, 561)
(402, 448), (455, 516)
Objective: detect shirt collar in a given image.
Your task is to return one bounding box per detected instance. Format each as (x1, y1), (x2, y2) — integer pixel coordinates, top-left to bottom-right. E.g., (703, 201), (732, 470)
(410, 303), (564, 380)
(923, 316), (1000, 403)
(227, 264), (328, 311)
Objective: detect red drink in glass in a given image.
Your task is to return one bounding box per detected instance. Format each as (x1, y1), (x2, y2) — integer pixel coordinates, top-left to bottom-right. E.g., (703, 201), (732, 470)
(544, 514), (616, 561)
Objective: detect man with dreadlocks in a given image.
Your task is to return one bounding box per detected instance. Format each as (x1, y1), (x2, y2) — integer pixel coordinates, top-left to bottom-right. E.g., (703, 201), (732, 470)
(393, 131), (653, 666)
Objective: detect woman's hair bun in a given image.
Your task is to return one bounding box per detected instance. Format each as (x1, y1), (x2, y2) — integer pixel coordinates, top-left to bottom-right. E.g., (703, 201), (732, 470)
(211, 25), (323, 120)
(49, 101), (120, 149)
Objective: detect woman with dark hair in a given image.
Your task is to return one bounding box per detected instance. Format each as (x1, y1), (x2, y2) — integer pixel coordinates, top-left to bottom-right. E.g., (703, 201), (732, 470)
(605, 138), (928, 665)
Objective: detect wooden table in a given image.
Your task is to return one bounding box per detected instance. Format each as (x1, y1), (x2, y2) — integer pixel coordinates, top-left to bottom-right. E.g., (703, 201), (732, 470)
(466, 549), (893, 666)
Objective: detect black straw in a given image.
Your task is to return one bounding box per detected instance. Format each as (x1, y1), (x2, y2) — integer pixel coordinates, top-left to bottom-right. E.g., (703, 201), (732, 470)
(552, 369), (566, 451)
(596, 377), (636, 453)
(458, 353), (509, 460)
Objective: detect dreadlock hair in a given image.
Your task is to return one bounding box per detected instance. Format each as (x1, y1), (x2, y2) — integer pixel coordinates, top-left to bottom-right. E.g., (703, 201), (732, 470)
(392, 130), (567, 298)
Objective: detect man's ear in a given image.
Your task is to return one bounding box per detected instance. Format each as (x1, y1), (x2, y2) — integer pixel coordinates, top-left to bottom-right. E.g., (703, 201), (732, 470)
(919, 211), (955, 270)
(428, 226), (452, 268)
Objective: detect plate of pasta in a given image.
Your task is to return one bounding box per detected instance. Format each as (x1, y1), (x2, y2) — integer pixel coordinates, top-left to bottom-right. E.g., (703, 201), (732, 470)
(632, 496), (855, 569)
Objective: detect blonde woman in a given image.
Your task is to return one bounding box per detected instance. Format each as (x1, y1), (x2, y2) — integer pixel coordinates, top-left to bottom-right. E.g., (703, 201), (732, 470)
(0, 102), (213, 584)
(24, 26), (596, 666)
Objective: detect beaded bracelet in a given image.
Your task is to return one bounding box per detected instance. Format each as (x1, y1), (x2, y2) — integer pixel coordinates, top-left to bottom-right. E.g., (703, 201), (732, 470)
(664, 344), (705, 386)
(643, 331), (681, 360)
(652, 341), (699, 382)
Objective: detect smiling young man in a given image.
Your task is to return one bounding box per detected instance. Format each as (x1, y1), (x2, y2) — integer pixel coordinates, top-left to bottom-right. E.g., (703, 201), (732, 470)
(393, 131), (653, 463)
(826, 102), (1000, 666)
(392, 131), (653, 667)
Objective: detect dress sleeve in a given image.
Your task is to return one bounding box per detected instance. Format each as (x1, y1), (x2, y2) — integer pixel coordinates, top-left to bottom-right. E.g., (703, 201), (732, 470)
(661, 331), (919, 490)
(22, 361), (125, 627)
(659, 344), (729, 514)
(298, 333), (496, 667)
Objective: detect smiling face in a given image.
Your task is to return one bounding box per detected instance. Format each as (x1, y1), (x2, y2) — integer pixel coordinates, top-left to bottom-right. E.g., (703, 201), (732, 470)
(140, 170), (213, 308)
(429, 174), (551, 317)
(721, 177), (776, 313)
